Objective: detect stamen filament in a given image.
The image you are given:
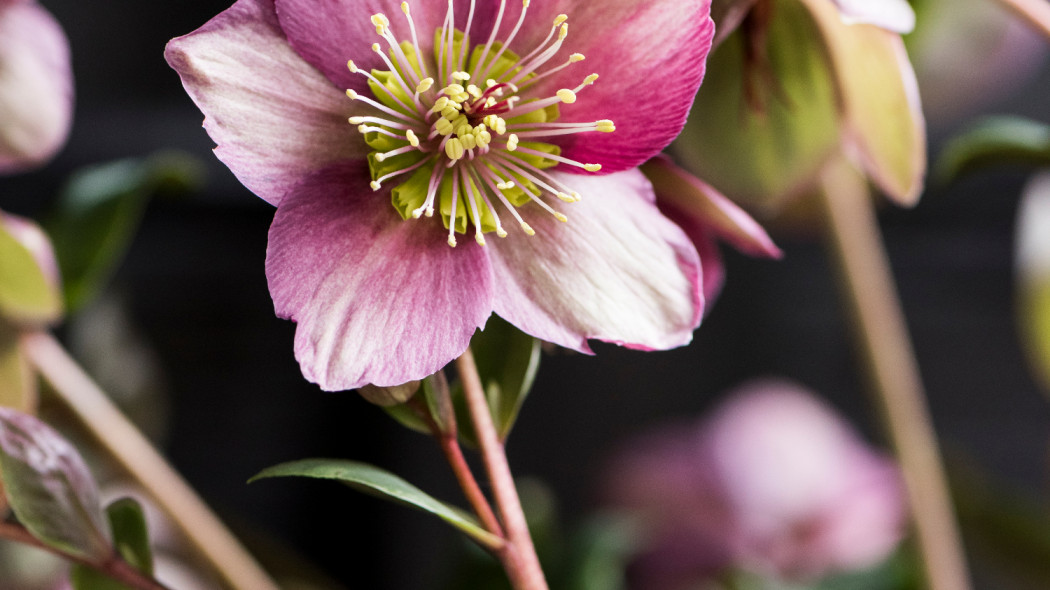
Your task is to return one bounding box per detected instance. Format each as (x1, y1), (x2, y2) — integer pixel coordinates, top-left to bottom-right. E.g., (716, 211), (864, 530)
(400, 2), (432, 80)
(347, 89), (418, 124)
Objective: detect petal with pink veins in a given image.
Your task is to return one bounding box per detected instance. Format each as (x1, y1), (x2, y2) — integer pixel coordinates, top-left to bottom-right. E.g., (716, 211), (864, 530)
(265, 163), (494, 391)
(489, 168), (703, 353)
(165, 0), (365, 207)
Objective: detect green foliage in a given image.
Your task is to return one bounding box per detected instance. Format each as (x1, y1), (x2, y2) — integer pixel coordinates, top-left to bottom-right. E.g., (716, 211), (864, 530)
(251, 458), (502, 549)
(935, 116), (1050, 183)
(0, 408), (110, 562)
(0, 221), (62, 325)
(0, 320), (33, 411)
(469, 316), (541, 440)
(70, 497), (154, 590)
(45, 151), (205, 312)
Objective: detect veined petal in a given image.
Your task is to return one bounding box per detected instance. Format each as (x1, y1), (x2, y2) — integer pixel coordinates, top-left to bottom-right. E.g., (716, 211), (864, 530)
(489, 169), (703, 353)
(529, 0), (715, 173)
(165, 0), (364, 207)
(266, 163), (493, 391)
(0, 0), (72, 174)
(274, 0), (497, 92)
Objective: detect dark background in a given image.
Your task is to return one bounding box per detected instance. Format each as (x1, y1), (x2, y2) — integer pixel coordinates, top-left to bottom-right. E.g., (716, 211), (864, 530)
(6, 1), (1050, 588)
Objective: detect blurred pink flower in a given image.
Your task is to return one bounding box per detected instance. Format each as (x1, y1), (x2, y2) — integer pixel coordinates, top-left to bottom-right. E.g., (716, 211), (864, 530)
(0, 0), (73, 174)
(166, 0), (715, 390)
(604, 380), (906, 588)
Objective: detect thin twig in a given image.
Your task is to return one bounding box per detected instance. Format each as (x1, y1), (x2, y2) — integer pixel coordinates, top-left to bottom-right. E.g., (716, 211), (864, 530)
(456, 348), (548, 590)
(819, 160), (972, 590)
(18, 331), (279, 590)
(0, 521), (171, 590)
(995, 0), (1050, 38)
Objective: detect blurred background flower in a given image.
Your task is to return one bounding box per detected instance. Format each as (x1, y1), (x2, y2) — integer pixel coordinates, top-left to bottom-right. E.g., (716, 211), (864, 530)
(603, 380), (905, 590)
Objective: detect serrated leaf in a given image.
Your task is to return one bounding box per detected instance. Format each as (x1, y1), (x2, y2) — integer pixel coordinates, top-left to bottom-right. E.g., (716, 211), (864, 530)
(469, 316), (541, 440)
(936, 116), (1050, 183)
(674, 0), (842, 215)
(0, 408), (110, 562)
(0, 320), (35, 412)
(45, 152), (205, 312)
(251, 459), (502, 549)
(0, 219), (62, 324)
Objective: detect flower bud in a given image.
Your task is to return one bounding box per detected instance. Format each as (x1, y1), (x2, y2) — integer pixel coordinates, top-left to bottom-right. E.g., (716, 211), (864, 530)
(357, 381), (421, 407)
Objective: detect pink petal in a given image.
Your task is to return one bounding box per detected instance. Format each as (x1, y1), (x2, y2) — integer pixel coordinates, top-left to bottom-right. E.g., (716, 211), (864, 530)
(643, 156), (782, 259)
(489, 169), (703, 353)
(265, 163), (493, 390)
(165, 0), (365, 207)
(274, 0), (498, 92)
(658, 202), (725, 307)
(526, 0), (715, 173)
(0, 0), (72, 174)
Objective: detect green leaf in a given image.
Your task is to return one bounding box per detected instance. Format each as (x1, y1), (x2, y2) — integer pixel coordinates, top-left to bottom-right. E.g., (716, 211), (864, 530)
(0, 408), (111, 562)
(814, 546), (920, 590)
(69, 496), (154, 590)
(935, 116), (1050, 183)
(0, 320), (34, 412)
(45, 151), (205, 312)
(469, 316), (541, 440)
(673, 0), (841, 216)
(251, 459), (502, 549)
(0, 220), (62, 325)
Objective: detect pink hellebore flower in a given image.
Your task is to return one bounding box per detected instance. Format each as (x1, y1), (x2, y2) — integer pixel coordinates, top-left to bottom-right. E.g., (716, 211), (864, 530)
(604, 380), (906, 588)
(0, 0), (73, 174)
(166, 0), (715, 390)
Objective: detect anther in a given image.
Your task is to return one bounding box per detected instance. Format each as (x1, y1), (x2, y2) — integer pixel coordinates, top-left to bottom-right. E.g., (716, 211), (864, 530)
(347, 60), (359, 72)
(416, 78), (434, 93)
(554, 212), (568, 222)
(583, 163), (601, 172)
(370, 181), (381, 190)
(596, 119), (616, 132)
(507, 134), (519, 150)
(583, 74), (598, 85)
(557, 192), (575, 202)
(521, 221), (536, 236)
(554, 14), (568, 26)
(372, 43), (382, 53)
(452, 71), (471, 81)
(401, 2), (410, 15)
(570, 53), (585, 62)
(497, 181), (515, 190)
(556, 89), (577, 103)
(348, 116), (365, 125)
(445, 137), (466, 160)
(406, 130), (419, 146)
(558, 23), (568, 40)
(346, 89), (360, 100)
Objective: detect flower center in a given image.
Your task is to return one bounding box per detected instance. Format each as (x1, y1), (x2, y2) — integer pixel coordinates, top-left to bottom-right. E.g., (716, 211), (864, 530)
(345, 0), (615, 247)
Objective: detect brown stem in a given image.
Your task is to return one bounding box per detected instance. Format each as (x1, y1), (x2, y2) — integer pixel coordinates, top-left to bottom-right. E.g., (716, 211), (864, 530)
(994, 0), (1050, 38)
(456, 348), (548, 590)
(18, 332), (279, 590)
(0, 521), (170, 590)
(819, 160), (972, 590)
(405, 385), (505, 540)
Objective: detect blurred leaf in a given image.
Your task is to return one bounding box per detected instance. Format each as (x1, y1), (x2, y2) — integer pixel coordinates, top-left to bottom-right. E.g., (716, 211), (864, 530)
(45, 151), (205, 312)
(69, 497), (154, 590)
(936, 116), (1050, 183)
(800, 0), (925, 205)
(674, 0), (841, 216)
(0, 220), (62, 324)
(0, 408), (110, 562)
(0, 320), (34, 412)
(251, 458), (502, 549)
(561, 514), (638, 590)
(1016, 173), (1050, 395)
(815, 546), (920, 590)
(951, 457), (1050, 586)
(382, 373), (450, 435)
(470, 316), (540, 440)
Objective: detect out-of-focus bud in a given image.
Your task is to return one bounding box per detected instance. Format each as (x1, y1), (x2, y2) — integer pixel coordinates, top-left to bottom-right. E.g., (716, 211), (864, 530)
(0, 212), (62, 326)
(675, 0), (925, 218)
(0, 0), (73, 174)
(1017, 173), (1050, 395)
(357, 381), (421, 407)
(603, 380), (906, 589)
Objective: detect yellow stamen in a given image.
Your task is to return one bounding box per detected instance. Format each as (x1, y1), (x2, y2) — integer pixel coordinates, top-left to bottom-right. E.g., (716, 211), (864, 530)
(556, 89), (577, 103)
(445, 137), (465, 160)
(583, 163), (601, 172)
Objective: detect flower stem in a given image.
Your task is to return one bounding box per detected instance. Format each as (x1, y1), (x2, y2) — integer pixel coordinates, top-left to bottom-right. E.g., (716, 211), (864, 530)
(994, 0), (1050, 38)
(455, 348), (548, 590)
(18, 331), (279, 590)
(0, 521), (171, 590)
(819, 160), (971, 590)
